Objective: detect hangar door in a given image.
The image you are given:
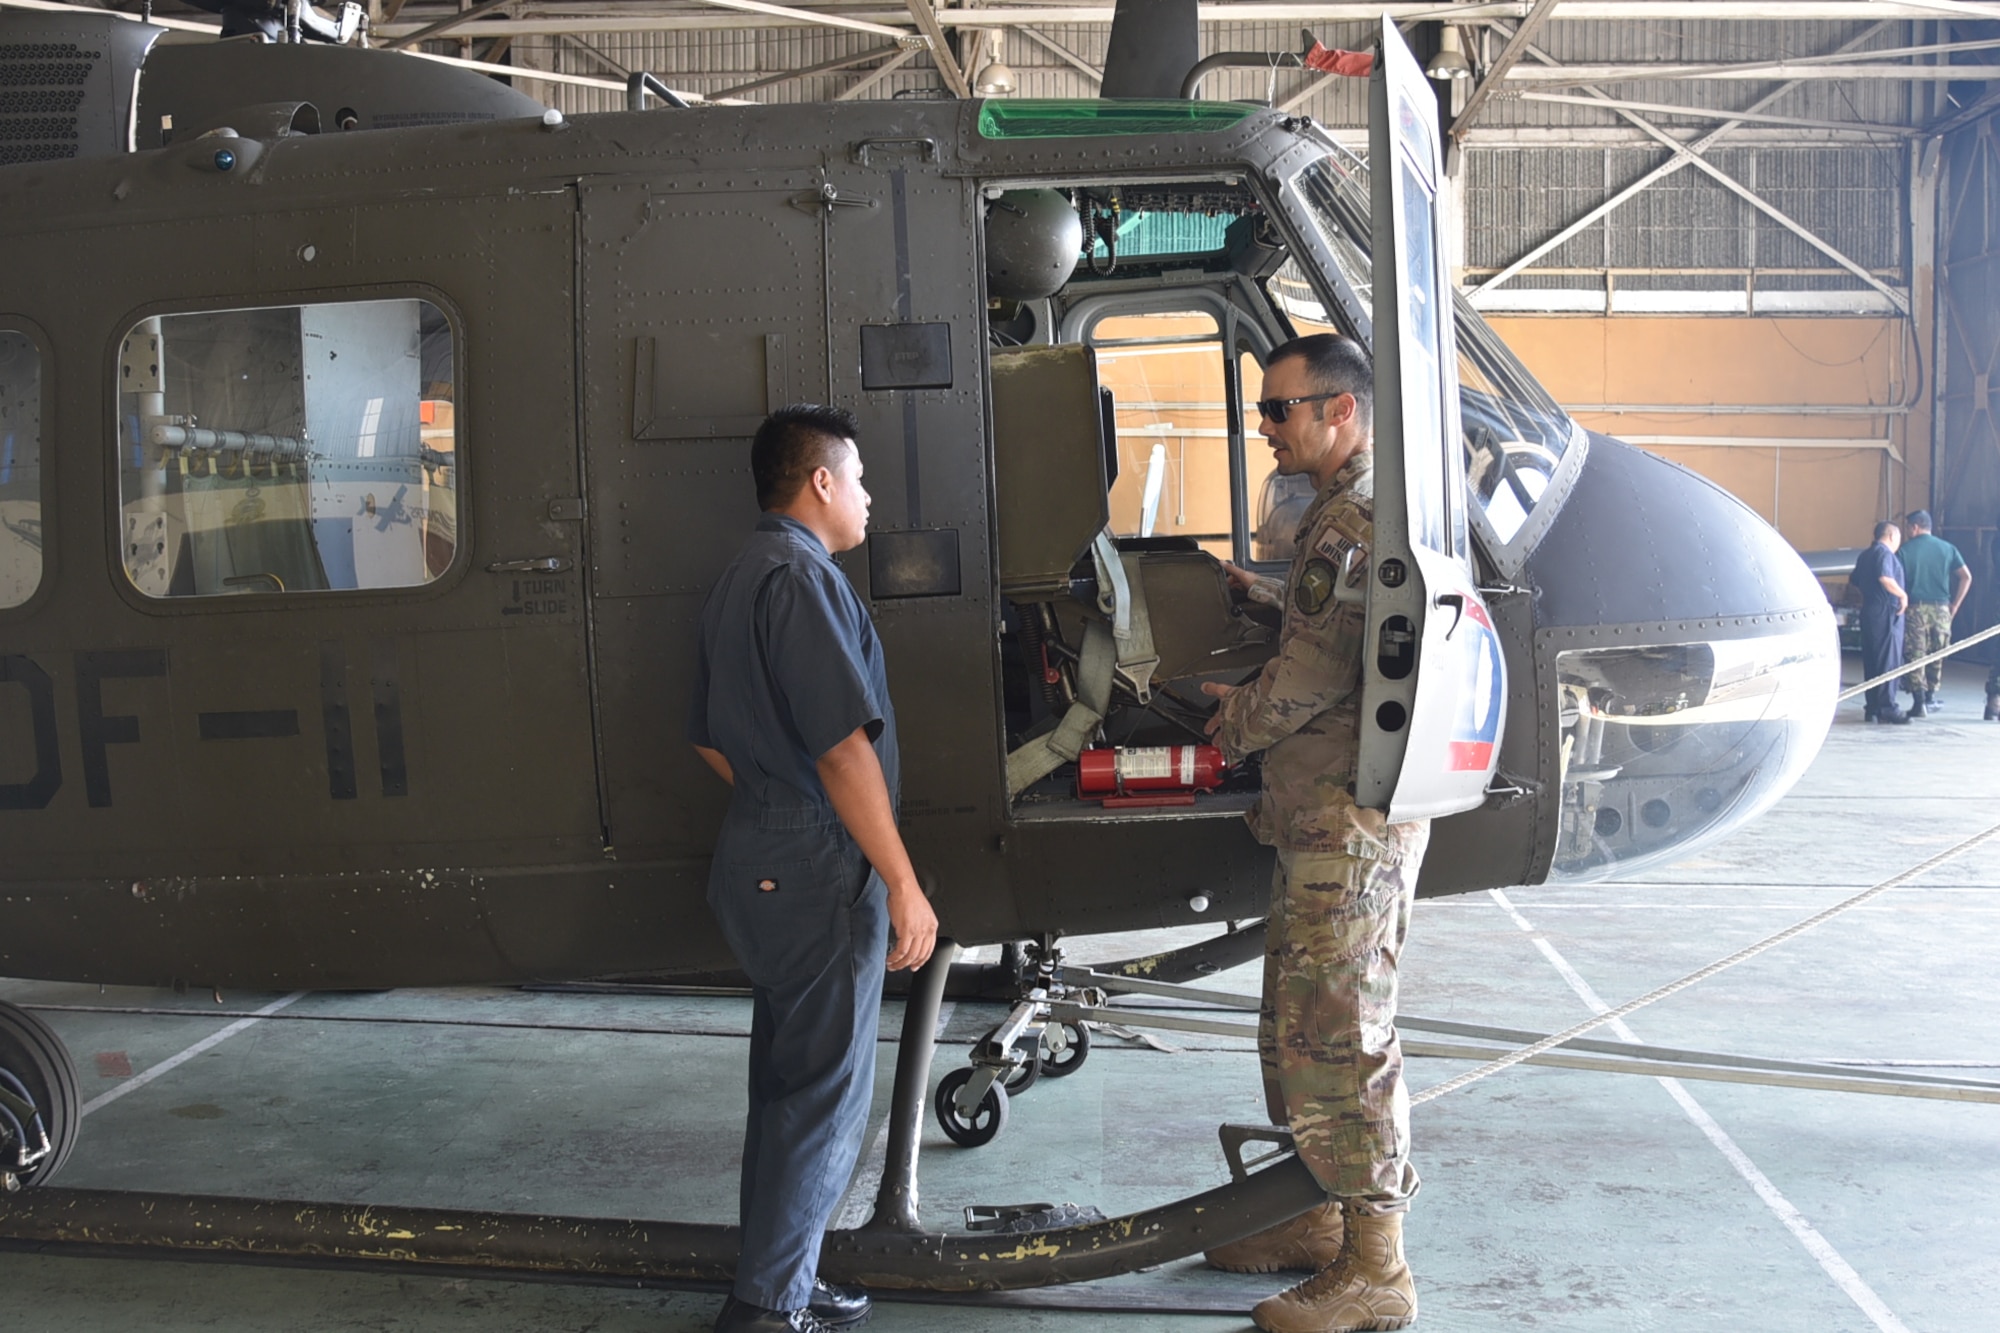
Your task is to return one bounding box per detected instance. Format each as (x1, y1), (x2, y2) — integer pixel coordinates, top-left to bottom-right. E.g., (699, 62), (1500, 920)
(1938, 111), (2000, 668)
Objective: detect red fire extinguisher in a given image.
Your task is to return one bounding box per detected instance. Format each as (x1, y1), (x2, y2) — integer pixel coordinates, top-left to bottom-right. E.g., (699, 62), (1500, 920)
(1077, 745), (1225, 806)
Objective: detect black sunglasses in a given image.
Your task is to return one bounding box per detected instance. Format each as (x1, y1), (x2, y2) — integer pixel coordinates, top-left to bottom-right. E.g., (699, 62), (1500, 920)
(1254, 392), (1344, 423)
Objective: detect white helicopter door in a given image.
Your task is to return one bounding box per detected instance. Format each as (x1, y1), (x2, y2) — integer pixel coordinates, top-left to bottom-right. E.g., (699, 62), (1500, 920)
(1355, 18), (1507, 821)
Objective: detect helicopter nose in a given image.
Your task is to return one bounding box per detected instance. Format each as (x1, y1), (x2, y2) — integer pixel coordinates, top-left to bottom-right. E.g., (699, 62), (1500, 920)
(1522, 434), (1840, 884)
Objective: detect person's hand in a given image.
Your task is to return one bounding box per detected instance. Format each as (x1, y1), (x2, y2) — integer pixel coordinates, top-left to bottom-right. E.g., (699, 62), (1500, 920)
(1201, 680), (1238, 739)
(884, 880), (938, 973)
(1220, 561), (1259, 596)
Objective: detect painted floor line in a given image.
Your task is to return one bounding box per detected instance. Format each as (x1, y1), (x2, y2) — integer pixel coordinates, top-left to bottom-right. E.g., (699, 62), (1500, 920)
(78, 991), (307, 1119)
(1487, 889), (1913, 1333)
(1433, 902), (2000, 912)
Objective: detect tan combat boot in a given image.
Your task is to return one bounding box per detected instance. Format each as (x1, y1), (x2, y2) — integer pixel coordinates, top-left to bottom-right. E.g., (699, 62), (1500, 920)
(1250, 1210), (1416, 1333)
(1205, 1201), (1343, 1274)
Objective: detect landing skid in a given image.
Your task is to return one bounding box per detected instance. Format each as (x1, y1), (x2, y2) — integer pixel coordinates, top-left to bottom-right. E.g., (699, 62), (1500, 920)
(541, 916), (1270, 1003)
(0, 949), (1326, 1291)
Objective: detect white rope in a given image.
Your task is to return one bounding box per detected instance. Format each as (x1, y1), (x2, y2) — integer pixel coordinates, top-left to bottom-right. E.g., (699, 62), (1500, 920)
(1413, 817), (2000, 1106)
(1836, 621), (2000, 703)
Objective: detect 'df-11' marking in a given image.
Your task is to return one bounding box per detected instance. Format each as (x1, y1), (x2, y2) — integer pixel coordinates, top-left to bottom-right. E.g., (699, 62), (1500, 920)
(0, 644), (408, 810)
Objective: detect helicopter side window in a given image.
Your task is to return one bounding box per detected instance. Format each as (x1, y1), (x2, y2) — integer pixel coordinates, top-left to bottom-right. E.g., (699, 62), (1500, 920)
(0, 330), (42, 610)
(1088, 311), (1237, 559)
(115, 299), (457, 599)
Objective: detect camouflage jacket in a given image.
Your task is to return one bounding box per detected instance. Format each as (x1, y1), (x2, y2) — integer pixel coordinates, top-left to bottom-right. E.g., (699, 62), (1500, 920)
(1215, 450), (1429, 862)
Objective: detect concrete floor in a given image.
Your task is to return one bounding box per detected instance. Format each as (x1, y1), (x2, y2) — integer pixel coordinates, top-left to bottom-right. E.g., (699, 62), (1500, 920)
(3, 659), (1997, 1331)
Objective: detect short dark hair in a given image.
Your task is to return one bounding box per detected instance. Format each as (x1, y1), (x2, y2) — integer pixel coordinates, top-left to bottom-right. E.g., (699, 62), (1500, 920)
(1267, 333), (1372, 428)
(753, 404), (859, 510)
(1906, 509), (1932, 532)
(1874, 520), (1899, 542)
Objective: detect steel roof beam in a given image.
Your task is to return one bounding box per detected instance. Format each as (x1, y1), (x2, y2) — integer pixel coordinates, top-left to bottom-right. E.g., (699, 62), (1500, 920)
(406, 46), (628, 92)
(679, 0), (910, 40)
(1454, 0), (1567, 141)
(1553, 69), (1911, 311)
(1016, 24), (1104, 86)
(709, 40), (904, 98)
(367, 2), (2000, 40)
(383, 0), (513, 52)
(1514, 91), (1922, 136)
(1472, 21), (1893, 299)
(1927, 82), (2000, 135)
(1509, 63), (2000, 82)
(558, 32), (632, 77)
(835, 44), (920, 99)
(904, 0), (970, 97)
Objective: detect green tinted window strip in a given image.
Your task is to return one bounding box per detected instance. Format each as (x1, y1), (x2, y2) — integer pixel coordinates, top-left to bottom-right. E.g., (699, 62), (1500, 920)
(978, 100), (1259, 140)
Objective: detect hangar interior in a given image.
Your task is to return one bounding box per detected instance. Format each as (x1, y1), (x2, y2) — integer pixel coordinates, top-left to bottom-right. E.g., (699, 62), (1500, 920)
(2, 2), (1998, 1331)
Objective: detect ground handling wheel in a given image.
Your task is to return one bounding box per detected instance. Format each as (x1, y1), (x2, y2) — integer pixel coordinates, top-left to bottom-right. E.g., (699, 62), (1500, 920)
(0, 1001), (80, 1188)
(999, 1045), (1040, 1096)
(934, 1066), (1010, 1147)
(1038, 1020), (1090, 1078)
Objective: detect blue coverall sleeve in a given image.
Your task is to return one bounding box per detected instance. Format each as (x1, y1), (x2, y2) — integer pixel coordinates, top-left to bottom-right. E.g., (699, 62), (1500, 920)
(760, 565), (882, 761)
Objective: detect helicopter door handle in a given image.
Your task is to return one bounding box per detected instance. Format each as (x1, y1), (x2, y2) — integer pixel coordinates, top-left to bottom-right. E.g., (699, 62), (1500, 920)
(1434, 592), (1465, 639)
(486, 557), (571, 574)
(852, 137), (937, 166)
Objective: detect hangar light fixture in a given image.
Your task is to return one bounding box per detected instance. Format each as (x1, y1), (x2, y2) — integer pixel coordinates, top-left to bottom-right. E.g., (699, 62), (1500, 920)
(974, 34), (1019, 95)
(1427, 26), (1473, 81)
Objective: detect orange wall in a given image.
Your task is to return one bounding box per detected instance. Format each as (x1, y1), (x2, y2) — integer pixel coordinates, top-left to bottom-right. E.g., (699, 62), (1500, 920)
(1485, 315), (1926, 553)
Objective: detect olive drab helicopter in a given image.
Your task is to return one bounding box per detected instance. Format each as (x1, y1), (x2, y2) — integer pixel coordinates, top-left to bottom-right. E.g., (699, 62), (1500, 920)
(0, 0), (1838, 1293)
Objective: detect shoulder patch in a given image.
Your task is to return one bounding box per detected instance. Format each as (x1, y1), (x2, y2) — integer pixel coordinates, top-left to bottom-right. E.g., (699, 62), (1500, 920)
(1295, 558), (1338, 616)
(1313, 528), (1357, 564)
(1312, 525), (1368, 586)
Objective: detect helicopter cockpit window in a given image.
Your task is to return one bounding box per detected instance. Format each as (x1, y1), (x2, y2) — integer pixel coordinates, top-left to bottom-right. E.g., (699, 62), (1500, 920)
(116, 299), (457, 599)
(0, 330), (42, 610)
(1286, 156), (1582, 550)
(1455, 310), (1574, 545)
(1087, 310), (1237, 559)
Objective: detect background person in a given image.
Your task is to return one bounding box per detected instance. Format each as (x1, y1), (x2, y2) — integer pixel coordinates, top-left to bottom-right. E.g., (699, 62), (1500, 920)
(1897, 510), (1970, 716)
(1849, 521), (1910, 725)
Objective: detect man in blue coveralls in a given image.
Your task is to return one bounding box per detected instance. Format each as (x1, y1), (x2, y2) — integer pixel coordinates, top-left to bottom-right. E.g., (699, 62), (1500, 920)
(689, 404), (939, 1333)
(1849, 520), (1911, 725)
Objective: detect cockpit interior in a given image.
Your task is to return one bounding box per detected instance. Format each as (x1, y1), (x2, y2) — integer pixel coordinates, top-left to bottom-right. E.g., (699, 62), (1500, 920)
(979, 142), (1834, 882)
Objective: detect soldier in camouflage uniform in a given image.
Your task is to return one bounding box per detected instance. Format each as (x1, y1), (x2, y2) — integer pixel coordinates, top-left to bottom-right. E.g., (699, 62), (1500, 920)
(1199, 334), (1431, 1333)
(1896, 511), (1970, 717)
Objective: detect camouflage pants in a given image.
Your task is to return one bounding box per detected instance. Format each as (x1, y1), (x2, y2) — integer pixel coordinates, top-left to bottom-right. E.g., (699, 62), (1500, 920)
(1903, 603), (1952, 693)
(1259, 837), (1429, 1215)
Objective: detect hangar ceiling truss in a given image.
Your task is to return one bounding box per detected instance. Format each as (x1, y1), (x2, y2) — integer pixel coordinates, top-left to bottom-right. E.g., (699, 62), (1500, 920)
(1468, 20), (1913, 312)
(7, 0), (1998, 313)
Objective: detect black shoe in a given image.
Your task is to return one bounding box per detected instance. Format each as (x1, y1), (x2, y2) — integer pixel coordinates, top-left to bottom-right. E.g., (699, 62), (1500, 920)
(1908, 697), (1927, 718)
(1877, 706), (1911, 725)
(810, 1278), (872, 1329)
(1984, 696), (1999, 721)
(713, 1296), (832, 1333)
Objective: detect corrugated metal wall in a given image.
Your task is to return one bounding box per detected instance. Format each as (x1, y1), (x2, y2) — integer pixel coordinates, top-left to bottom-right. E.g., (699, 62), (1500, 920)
(1464, 144), (1906, 294)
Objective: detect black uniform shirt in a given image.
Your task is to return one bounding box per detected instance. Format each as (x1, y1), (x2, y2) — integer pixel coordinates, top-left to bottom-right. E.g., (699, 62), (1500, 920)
(1849, 541), (1907, 618)
(688, 514), (899, 826)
